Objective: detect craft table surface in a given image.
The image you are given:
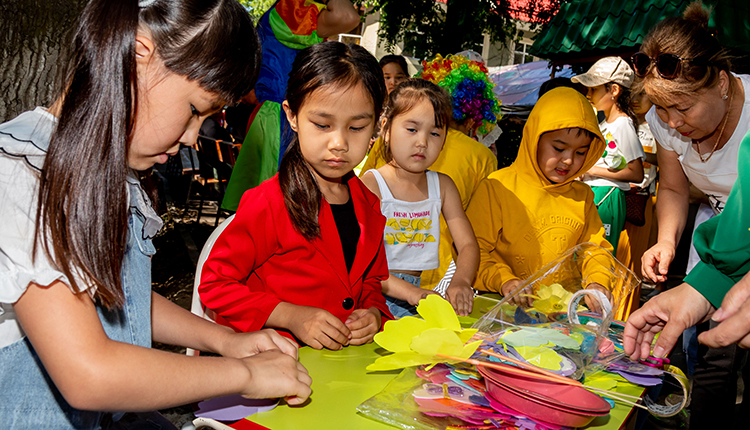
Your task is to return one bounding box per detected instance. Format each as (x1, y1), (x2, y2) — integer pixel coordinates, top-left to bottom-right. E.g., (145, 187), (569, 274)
(247, 295), (644, 430)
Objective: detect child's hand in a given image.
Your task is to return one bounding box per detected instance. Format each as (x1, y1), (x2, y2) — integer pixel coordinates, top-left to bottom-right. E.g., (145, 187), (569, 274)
(240, 350), (312, 405)
(584, 282), (613, 315)
(288, 306), (351, 350)
(220, 329), (299, 360)
(445, 284), (474, 316)
(345, 307), (381, 346)
(408, 288), (438, 306)
(501, 279), (531, 307)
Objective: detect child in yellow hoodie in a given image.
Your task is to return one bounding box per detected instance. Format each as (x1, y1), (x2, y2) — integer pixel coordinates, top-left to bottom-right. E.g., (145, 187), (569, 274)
(467, 87), (614, 298)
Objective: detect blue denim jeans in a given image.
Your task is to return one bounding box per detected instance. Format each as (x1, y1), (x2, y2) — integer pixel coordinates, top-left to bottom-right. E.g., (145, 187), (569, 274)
(385, 273), (421, 319)
(0, 211), (155, 429)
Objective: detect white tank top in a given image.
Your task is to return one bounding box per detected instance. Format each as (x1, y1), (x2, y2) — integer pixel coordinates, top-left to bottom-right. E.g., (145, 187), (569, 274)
(368, 169), (442, 271)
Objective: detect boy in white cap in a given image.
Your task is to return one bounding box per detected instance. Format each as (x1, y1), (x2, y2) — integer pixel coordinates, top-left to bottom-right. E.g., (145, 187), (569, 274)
(573, 56), (645, 253)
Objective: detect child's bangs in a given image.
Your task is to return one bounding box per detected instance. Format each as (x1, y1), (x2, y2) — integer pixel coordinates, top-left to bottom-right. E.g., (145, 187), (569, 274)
(390, 88), (451, 130)
(144, 0), (260, 104)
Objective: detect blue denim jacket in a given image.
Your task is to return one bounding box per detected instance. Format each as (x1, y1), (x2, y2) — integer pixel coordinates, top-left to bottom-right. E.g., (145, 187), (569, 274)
(0, 207), (156, 429)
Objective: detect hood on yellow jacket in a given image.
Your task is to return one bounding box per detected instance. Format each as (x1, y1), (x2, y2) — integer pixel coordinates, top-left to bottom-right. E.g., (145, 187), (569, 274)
(512, 87), (605, 189)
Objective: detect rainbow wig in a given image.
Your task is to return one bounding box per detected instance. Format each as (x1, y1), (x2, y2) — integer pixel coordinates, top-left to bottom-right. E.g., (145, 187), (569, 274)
(418, 54), (501, 135)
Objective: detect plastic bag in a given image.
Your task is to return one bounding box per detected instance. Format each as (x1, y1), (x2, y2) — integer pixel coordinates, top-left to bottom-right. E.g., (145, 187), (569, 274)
(471, 243), (640, 376)
(357, 368), (466, 430)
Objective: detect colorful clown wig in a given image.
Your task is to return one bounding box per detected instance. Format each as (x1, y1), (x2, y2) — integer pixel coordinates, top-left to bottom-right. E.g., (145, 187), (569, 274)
(418, 54), (501, 135)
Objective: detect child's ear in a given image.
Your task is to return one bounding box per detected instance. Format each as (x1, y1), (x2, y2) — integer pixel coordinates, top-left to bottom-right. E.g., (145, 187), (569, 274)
(282, 100), (298, 132)
(611, 84), (622, 98)
(134, 29), (155, 63)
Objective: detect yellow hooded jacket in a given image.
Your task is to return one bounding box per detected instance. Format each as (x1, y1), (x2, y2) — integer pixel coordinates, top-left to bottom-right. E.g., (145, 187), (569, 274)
(466, 87), (613, 293)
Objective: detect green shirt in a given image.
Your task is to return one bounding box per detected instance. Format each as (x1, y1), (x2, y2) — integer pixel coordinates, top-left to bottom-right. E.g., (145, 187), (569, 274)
(684, 129), (750, 308)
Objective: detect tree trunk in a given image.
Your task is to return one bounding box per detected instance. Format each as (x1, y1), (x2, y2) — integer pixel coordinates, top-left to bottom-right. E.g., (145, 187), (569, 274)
(0, 0), (86, 123)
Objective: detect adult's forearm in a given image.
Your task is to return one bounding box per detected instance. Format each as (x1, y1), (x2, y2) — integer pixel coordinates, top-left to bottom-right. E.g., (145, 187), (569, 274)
(655, 187), (689, 247)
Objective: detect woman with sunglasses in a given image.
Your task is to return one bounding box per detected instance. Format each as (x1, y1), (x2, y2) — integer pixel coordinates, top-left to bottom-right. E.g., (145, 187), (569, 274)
(625, 2), (750, 428)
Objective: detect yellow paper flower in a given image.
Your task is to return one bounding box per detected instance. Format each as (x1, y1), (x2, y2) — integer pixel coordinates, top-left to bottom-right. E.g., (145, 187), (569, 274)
(367, 295), (481, 371)
(523, 283), (585, 315)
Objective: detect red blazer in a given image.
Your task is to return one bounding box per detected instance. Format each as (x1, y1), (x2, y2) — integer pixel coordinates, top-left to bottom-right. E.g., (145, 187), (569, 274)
(199, 174), (393, 338)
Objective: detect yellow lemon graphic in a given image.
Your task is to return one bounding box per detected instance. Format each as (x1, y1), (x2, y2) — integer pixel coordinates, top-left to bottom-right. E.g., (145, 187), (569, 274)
(410, 218), (421, 231)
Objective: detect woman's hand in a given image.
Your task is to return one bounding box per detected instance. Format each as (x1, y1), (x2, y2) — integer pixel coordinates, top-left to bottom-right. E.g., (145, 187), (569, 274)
(699, 272), (750, 348)
(239, 350), (312, 405)
(641, 241), (676, 283)
(345, 307), (381, 345)
(284, 305), (351, 350)
(219, 329), (299, 360)
(445, 284), (474, 316)
(624, 283), (713, 360)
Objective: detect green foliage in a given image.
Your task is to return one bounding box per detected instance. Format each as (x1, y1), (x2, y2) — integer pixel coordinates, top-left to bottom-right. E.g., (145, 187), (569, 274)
(353, 0), (560, 60)
(238, 0), (276, 22)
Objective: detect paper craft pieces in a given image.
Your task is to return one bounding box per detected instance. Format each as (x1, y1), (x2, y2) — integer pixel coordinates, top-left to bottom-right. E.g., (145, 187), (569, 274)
(413, 382), (474, 404)
(368, 295), (482, 371)
(522, 283), (585, 315)
(612, 371), (663, 386)
(414, 397), (507, 425)
(607, 358), (665, 376)
(480, 339), (577, 377)
(513, 346), (564, 371)
(194, 395), (277, 421)
(501, 327), (580, 350)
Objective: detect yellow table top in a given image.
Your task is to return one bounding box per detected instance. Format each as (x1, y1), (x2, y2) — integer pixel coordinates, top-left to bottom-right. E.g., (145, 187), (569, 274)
(248, 295), (644, 430)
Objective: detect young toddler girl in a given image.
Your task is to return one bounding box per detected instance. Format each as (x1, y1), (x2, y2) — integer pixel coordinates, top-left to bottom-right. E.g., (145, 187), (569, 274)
(361, 79), (479, 318)
(199, 41), (393, 351)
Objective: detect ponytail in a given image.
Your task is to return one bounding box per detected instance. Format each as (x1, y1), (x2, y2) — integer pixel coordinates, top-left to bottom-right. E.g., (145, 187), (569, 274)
(278, 139), (322, 241)
(606, 83), (638, 134)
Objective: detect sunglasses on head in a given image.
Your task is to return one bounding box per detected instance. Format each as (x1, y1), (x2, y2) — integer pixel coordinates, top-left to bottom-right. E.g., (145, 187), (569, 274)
(630, 52), (706, 79)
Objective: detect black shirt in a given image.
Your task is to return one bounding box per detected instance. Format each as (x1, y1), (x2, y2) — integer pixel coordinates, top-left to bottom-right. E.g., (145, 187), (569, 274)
(329, 196), (360, 273)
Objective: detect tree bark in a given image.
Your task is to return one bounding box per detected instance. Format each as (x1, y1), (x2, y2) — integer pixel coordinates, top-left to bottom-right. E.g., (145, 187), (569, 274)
(0, 0), (86, 122)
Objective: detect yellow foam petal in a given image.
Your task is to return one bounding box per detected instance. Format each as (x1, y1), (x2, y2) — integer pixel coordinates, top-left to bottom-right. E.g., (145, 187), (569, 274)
(584, 372), (618, 391)
(514, 346), (563, 370)
(417, 294), (460, 331)
(366, 351), (433, 371)
(410, 328), (464, 357)
(457, 328), (478, 344)
(374, 317), (428, 352)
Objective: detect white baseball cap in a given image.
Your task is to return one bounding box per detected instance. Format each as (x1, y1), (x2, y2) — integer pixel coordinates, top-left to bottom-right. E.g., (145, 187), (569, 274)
(572, 56), (634, 88)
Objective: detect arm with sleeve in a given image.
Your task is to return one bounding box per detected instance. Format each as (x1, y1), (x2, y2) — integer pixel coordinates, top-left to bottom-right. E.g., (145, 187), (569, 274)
(199, 191), (282, 333)
(466, 178), (516, 293)
(684, 132), (750, 308)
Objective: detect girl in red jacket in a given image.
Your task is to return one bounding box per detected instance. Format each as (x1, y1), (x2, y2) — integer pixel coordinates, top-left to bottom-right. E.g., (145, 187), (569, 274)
(200, 41), (393, 350)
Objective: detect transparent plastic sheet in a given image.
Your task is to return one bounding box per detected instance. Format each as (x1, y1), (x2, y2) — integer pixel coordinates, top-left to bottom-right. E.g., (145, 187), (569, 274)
(471, 243), (640, 377)
(357, 368), (467, 430)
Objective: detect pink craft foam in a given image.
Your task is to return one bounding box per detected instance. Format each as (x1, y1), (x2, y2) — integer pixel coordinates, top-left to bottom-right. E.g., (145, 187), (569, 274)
(478, 364), (611, 414)
(485, 389), (600, 428)
(478, 367), (610, 428)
